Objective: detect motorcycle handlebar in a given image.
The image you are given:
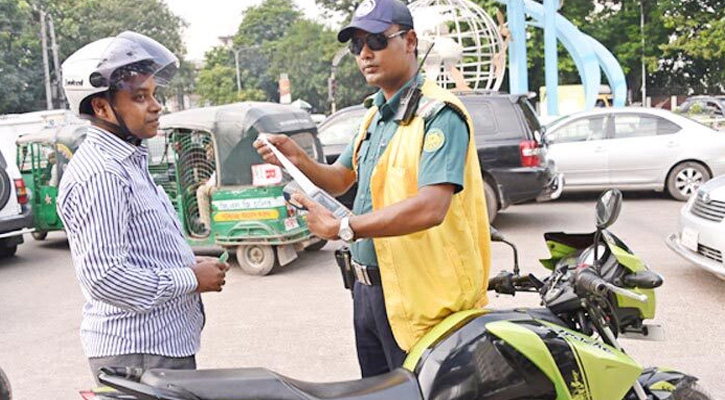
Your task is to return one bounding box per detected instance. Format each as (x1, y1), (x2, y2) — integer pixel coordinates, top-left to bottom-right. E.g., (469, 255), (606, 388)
(488, 271), (539, 295)
(575, 268), (608, 296)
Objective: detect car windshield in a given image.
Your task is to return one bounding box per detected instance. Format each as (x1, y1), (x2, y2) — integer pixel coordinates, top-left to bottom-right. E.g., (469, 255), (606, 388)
(318, 109), (364, 146)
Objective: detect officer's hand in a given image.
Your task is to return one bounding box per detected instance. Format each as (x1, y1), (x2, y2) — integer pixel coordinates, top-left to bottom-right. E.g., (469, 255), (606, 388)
(253, 134), (308, 167)
(192, 260), (229, 293)
(292, 193), (340, 240)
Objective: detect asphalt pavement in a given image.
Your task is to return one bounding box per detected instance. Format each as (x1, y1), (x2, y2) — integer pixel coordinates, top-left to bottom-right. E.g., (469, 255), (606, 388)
(0, 191), (723, 399)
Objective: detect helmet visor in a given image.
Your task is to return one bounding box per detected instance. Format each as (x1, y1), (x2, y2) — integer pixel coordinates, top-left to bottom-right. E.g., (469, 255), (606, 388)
(94, 31), (179, 91)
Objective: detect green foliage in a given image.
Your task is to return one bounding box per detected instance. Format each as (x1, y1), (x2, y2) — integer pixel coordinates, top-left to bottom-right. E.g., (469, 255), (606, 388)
(470, 0), (725, 100)
(266, 20), (372, 113)
(234, 0), (302, 48)
(0, 0), (189, 114)
(0, 0), (45, 113)
(196, 63), (265, 106)
(197, 0), (372, 114)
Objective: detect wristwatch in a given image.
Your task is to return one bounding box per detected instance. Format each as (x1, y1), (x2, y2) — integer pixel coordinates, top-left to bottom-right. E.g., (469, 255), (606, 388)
(338, 216), (355, 243)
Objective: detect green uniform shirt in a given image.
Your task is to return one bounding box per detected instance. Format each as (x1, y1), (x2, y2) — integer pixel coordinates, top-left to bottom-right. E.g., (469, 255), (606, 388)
(337, 75), (469, 266)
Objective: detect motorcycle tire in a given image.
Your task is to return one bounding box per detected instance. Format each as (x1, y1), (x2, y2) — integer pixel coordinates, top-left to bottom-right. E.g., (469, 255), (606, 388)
(0, 367), (11, 400)
(670, 383), (713, 400)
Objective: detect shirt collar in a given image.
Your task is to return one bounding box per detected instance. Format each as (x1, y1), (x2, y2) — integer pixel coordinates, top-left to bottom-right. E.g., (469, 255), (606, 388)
(373, 74), (423, 121)
(86, 126), (147, 161)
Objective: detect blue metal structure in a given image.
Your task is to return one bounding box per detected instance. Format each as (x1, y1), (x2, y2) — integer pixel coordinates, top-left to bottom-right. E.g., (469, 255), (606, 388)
(498, 0), (627, 114)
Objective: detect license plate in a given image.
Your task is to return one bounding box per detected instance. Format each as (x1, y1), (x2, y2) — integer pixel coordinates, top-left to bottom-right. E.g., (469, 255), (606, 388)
(681, 227), (699, 252)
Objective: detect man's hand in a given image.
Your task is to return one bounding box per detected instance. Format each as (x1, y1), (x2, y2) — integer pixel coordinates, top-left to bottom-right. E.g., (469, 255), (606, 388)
(253, 134), (309, 167)
(292, 193), (341, 240)
(192, 260), (229, 293)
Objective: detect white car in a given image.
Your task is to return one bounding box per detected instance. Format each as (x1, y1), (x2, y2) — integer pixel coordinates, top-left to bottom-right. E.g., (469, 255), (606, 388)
(545, 107), (725, 200)
(666, 174), (725, 279)
(0, 148), (32, 257)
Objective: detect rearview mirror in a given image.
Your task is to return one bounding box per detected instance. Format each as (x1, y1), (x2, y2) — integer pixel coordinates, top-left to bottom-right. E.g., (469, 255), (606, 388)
(490, 226), (505, 242)
(595, 189), (622, 230)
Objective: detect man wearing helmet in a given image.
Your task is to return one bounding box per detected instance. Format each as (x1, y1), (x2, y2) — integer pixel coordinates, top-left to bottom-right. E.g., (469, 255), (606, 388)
(57, 31), (228, 380)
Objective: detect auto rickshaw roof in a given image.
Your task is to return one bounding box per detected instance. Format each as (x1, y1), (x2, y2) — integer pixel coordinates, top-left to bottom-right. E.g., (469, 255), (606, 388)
(16, 122), (89, 145)
(159, 102), (317, 139)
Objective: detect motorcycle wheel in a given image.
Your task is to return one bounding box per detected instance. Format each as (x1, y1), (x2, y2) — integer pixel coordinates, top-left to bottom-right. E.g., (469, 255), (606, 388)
(0, 367), (11, 400)
(670, 383), (713, 400)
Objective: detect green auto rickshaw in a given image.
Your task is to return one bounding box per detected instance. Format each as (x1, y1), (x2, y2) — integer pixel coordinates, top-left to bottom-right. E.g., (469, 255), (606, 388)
(156, 102), (326, 275)
(16, 123), (87, 240)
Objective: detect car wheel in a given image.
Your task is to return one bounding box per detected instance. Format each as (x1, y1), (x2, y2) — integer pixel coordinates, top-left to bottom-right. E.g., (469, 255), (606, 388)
(484, 181), (498, 222)
(0, 168), (11, 211)
(236, 244), (276, 275)
(0, 245), (17, 258)
(32, 231), (48, 241)
(0, 366), (10, 400)
(667, 162), (710, 201)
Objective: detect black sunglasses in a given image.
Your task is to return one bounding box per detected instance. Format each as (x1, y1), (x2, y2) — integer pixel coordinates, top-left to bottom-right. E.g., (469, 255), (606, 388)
(349, 30), (409, 55)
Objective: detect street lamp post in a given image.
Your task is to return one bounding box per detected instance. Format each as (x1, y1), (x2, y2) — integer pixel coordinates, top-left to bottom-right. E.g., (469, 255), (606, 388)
(231, 46), (258, 93)
(233, 48), (242, 93)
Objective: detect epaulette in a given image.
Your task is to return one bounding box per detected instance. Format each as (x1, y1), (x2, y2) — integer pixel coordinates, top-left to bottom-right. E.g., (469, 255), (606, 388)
(416, 97), (468, 123)
(415, 96), (446, 122)
(443, 101), (468, 122)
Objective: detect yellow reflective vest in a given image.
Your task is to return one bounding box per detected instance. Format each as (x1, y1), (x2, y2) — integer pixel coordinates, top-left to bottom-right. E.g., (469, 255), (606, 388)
(351, 78), (491, 351)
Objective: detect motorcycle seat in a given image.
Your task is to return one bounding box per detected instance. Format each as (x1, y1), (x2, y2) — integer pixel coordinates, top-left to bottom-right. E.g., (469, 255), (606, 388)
(139, 367), (423, 400)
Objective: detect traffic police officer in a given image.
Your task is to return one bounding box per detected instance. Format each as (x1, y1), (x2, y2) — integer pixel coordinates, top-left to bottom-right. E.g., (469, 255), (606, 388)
(255, 0), (491, 377)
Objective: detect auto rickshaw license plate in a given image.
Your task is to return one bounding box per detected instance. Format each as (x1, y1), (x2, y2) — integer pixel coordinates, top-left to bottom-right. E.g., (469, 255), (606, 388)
(284, 217), (300, 231)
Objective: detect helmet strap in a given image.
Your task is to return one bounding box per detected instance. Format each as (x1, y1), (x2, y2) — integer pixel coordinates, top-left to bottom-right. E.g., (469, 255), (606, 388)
(101, 91), (143, 146)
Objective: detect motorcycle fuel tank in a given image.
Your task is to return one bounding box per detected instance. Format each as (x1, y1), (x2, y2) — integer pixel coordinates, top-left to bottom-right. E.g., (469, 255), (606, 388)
(412, 311), (642, 400)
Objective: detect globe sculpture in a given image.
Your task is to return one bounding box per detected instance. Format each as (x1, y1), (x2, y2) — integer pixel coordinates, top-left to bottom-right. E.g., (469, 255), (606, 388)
(409, 0), (506, 91)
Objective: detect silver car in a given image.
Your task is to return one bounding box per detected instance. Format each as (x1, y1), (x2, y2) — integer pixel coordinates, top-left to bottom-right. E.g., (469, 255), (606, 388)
(666, 175), (725, 280)
(545, 107), (725, 200)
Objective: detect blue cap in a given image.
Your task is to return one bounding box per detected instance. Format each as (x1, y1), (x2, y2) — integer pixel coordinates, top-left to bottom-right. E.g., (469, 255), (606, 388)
(337, 0), (414, 43)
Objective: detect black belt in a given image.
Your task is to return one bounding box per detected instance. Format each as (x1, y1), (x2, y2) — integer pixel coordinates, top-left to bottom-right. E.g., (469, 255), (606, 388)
(352, 262), (382, 286)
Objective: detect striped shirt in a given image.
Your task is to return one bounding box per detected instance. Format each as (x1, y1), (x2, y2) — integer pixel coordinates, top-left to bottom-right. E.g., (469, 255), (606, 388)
(57, 126), (203, 358)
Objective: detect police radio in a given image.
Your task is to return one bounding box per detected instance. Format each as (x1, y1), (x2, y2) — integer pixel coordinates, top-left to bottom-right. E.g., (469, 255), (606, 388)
(394, 42), (435, 126)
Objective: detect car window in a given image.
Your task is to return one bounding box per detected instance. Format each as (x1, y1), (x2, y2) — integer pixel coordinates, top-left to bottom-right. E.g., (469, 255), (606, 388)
(464, 98), (521, 140)
(465, 101), (497, 136)
(317, 111), (363, 146)
(613, 114), (679, 138)
(548, 116), (607, 144)
(519, 98), (543, 138)
(706, 102), (724, 116)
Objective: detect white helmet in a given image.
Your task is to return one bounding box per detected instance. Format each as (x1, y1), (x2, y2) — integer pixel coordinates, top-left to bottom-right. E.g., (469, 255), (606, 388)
(61, 31), (179, 116)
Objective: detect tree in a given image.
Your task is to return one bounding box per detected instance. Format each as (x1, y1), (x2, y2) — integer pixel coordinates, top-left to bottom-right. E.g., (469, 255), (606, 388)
(0, 0), (45, 113)
(195, 46), (266, 106)
(0, 0), (189, 114)
(266, 20), (372, 113)
(657, 0), (725, 93)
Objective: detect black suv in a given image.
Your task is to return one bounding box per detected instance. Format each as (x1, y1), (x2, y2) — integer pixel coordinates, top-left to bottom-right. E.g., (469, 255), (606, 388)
(317, 92), (562, 221)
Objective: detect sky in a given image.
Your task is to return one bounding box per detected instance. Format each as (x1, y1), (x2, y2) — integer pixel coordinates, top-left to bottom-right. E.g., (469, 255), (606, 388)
(165, 0), (338, 62)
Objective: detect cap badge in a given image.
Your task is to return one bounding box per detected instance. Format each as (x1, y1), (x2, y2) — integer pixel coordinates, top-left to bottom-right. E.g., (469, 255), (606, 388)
(355, 0), (377, 17)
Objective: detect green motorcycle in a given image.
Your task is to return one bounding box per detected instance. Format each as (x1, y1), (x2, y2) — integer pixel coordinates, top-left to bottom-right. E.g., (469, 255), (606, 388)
(95, 189), (710, 400)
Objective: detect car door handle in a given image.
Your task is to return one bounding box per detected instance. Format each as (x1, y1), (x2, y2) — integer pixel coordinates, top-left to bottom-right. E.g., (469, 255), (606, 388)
(594, 146), (606, 153)
(667, 141), (678, 148)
